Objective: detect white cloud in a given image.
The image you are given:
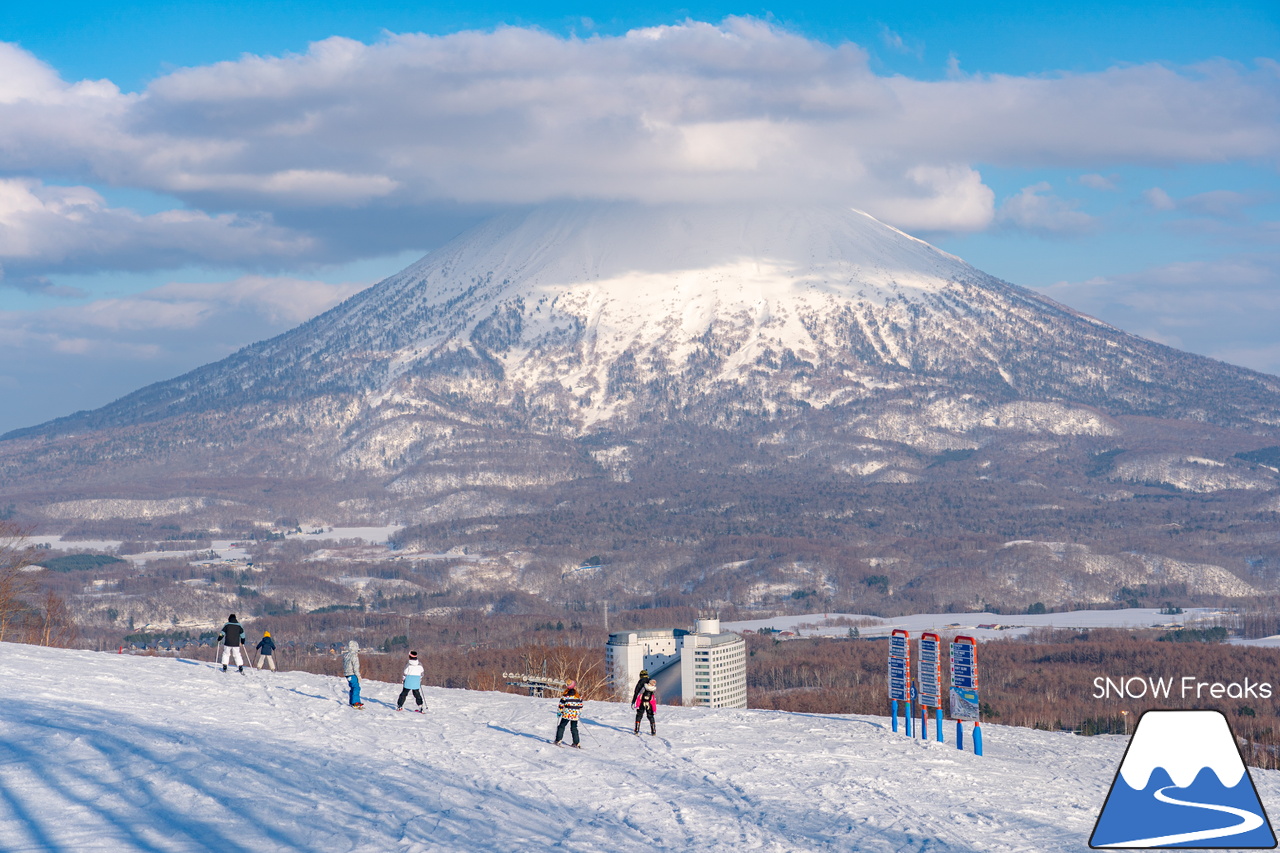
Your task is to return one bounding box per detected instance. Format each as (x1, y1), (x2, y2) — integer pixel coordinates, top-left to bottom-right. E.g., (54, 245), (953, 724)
(1144, 187), (1178, 211)
(874, 165), (995, 232)
(0, 20), (1273, 255)
(0, 272), (370, 432)
(146, 276), (368, 325)
(1079, 173), (1118, 191)
(1178, 190), (1265, 219)
(997, 183), (1096, 235)
(0, 274), (367, 336)
(879, 25), (924, 59)
(1141, 186), (1271, 229)
(1040, 253), (1280, 374)
(0, 178), (315, 281)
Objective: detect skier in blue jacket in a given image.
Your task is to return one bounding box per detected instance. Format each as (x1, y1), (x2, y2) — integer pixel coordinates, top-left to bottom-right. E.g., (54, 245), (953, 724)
(396, 651), (426, 712)
(255, 631), (277, 671)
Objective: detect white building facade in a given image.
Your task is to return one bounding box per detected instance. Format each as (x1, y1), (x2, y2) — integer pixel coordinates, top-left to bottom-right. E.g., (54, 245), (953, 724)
(606, 617), (747, 708)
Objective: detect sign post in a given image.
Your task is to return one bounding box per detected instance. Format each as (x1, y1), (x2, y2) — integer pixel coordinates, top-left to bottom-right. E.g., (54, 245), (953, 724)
(918, 632), (943, 743)
(888, 629), (910, 736)
(949, 635), (981, 755)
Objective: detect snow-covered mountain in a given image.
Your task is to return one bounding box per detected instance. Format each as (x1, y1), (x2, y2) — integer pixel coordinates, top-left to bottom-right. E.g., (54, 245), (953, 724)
(5, 203), (1280, 609)
(0, 640), (1210, 852)
(17, 202), (1280, 441)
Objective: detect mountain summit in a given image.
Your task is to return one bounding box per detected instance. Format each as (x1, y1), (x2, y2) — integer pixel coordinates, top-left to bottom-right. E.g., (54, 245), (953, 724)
(5, 202), (1280, 609)
(17, 202), (1280, 439)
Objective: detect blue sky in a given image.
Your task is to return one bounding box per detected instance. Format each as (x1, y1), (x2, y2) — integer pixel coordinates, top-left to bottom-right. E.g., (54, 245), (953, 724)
(0, 1), (1277, 433)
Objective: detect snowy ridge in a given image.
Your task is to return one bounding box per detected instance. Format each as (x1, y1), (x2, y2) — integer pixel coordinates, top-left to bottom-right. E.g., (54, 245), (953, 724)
(13, 199), (1280, 462)
(0, 641), (1201, 853)
(357, 202), (989, 414)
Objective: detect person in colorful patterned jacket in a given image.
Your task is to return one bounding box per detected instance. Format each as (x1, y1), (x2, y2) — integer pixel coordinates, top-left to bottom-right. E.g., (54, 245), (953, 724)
(634, 679), (657, 735)
(554, 688), (584, 747)
(396, 651), (426, 712)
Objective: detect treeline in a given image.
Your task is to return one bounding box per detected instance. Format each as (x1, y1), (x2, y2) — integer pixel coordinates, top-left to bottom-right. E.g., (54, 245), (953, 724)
(745, 630), (1280, 769)
(0, 521), (79, 648)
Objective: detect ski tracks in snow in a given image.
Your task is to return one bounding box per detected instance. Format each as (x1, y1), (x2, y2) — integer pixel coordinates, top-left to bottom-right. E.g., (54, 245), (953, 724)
(4, 644), (1278, 852)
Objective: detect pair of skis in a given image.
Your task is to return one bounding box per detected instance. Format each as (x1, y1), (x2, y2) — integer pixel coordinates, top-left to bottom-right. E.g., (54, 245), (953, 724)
(214, 642), (256, 671)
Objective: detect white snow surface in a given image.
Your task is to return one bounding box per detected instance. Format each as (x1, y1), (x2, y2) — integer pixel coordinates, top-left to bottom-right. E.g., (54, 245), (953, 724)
(723, 608), (1227, 641)
(0, 641), (1204, 852)
(360, 202), (996, 414)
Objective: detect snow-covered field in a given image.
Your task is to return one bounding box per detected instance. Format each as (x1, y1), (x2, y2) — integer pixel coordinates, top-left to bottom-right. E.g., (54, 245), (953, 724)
(31, 525), (402, 568)
(7, 643), (1272, 852)
(724, 608), (1231, 641)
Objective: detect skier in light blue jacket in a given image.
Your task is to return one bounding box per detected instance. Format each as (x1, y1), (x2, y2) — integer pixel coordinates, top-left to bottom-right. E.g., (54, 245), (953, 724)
(396, 650), (426, 712)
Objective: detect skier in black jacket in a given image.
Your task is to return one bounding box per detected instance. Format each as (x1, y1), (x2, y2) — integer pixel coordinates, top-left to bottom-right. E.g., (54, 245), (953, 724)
(218, 614), (247, 673)
(630, 669), (651, 705)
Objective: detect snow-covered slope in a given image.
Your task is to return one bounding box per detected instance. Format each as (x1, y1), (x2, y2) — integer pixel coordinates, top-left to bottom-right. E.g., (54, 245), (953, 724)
(3, 641), (1255, 853)
(17, 201), (1280, 444)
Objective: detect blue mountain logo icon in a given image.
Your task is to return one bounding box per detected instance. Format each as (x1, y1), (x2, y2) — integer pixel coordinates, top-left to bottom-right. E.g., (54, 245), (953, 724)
(1091, 709), (1276, 848)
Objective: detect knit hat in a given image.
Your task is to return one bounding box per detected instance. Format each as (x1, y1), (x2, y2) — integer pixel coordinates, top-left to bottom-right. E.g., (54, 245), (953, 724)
(409, 651), (418, 659)
(228, 613), (237, 622)
(264, 631), (270, 637)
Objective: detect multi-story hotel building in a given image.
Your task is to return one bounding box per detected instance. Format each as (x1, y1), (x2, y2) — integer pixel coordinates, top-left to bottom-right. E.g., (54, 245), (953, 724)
(605, 617), (747, 708)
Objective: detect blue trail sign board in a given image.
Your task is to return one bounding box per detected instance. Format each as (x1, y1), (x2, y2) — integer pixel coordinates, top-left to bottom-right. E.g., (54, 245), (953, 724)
(918, 632), (942, 708)
(949, 636), (980, 721)
(888, 629), (911, 702)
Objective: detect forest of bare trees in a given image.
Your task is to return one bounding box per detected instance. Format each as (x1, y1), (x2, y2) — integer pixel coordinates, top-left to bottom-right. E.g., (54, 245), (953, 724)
(0, 521), (78, 647)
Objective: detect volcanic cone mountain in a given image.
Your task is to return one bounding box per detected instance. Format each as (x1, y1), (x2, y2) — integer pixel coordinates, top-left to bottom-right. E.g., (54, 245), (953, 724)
(6, 202), (1280, 609)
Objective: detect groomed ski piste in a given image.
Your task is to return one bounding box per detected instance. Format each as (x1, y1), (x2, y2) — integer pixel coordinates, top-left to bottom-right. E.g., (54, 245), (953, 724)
(3, 643), (1277, 852)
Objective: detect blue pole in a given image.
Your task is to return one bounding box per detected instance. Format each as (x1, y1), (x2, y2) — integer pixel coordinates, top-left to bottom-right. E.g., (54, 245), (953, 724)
(905, 702), (913, 737)
(891, 700), (898, 733)
(974, 723), (983, 756)
(920, 705), (928, 740)
(956, 720), (964, 750)
(935, 708), (944, 742)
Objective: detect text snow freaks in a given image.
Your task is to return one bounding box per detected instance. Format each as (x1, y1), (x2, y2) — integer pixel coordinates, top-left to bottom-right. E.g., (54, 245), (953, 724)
(1093, 676), (1273, 700)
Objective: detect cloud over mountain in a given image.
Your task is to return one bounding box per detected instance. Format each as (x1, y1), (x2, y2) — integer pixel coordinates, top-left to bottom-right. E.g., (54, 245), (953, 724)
(0, 20), (1276, 280)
